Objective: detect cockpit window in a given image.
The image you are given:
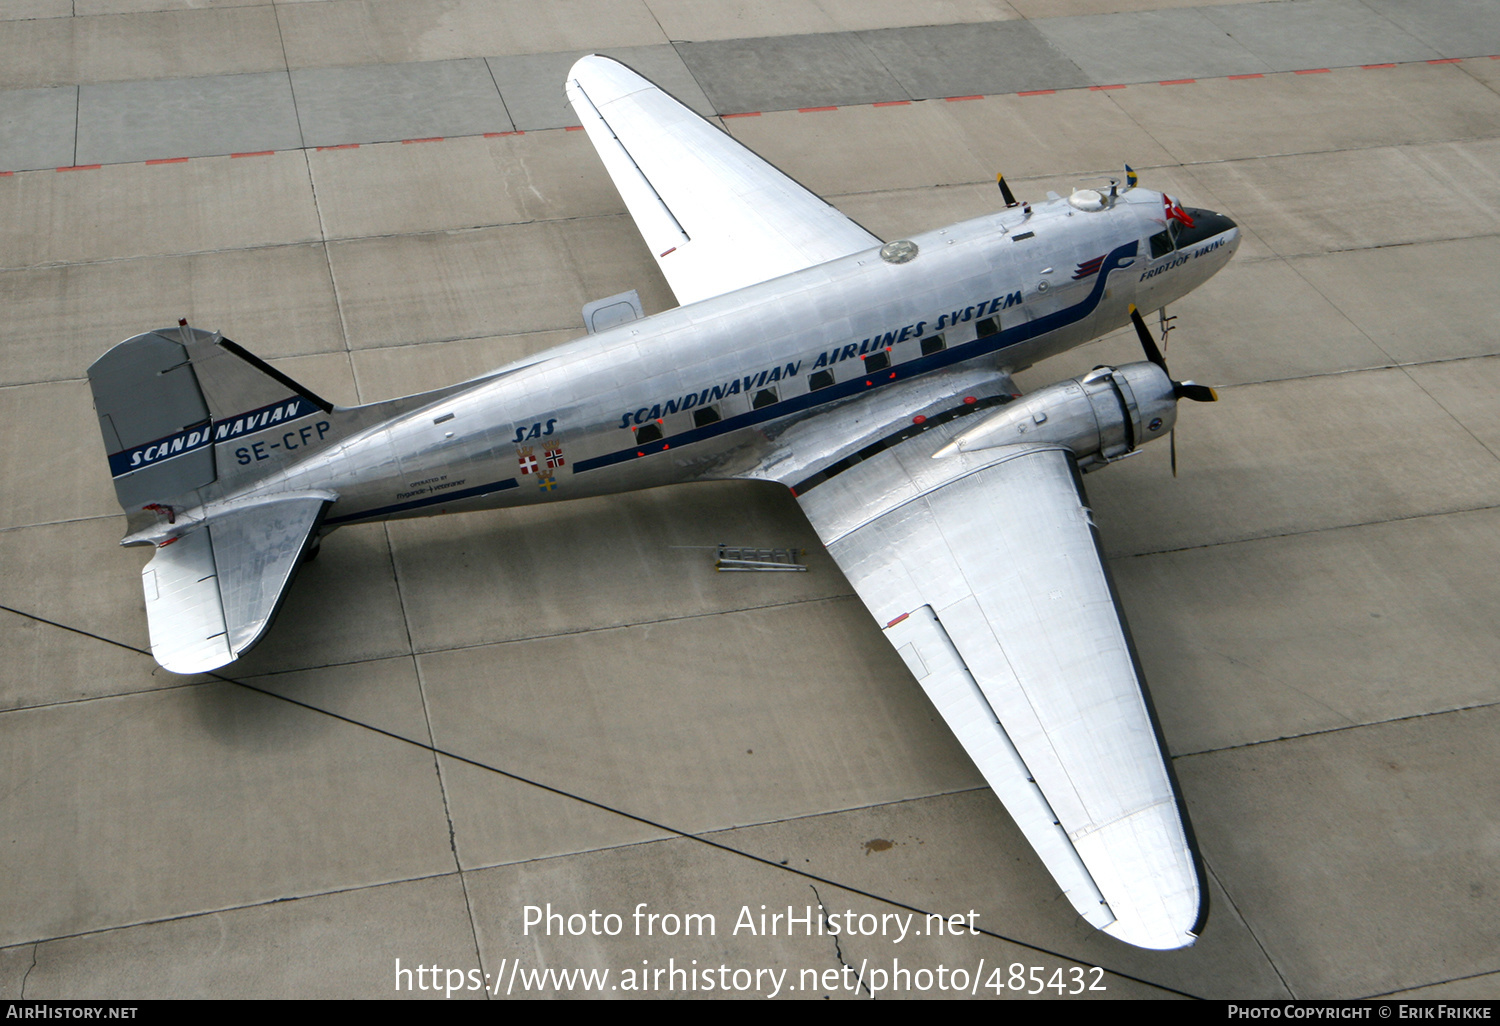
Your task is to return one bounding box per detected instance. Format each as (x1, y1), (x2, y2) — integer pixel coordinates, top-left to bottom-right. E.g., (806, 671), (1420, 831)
(1149, 227), (1175, 259)
(1150, 209), (1235, 259)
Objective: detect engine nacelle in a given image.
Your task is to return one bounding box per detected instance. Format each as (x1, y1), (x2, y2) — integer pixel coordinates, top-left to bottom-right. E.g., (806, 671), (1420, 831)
(936, 362), (1178, 471)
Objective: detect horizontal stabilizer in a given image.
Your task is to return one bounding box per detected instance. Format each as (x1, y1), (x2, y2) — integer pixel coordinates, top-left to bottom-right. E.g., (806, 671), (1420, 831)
(142, 495), (330, 674)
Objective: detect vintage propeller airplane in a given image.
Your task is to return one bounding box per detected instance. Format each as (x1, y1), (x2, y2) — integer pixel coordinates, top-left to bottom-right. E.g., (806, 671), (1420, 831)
(89, 56), (1239, 950)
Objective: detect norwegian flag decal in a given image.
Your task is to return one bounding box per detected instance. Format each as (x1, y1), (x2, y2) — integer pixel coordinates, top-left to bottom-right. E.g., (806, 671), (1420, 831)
(1073, 255), (1106, 280)
(545, 447), (565, 469)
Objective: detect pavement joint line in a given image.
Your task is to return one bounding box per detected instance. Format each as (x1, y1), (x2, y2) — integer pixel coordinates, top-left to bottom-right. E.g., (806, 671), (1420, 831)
(0, 868), (464, 952)
(0, 511), (119, 534)
(387, 517), (489, 985)
(451, 787), (993, 878)
(403, 591), (863, 659)
(1200, 857), (1295, 998)
(0, 787), (981, 952)
(1117, 501), (1500, 562)
(0, 598), (1202, 999)
(481, 54), (516, 139)
(1174, 698), (1500, 762)
(1365, 966), (1500, 1000)
(4, 54), (1498, 177)
(19, 942), (38, 1000)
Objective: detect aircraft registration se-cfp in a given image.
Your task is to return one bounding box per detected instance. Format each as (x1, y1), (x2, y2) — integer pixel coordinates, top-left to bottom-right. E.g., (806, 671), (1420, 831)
(89, 56), (1239, 951)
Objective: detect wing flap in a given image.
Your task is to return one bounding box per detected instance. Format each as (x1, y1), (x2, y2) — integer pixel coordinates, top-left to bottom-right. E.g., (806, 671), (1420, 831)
(141, 495), (329, 673)
(886, 605), (1112, 930)
(799, 431), (1204, 949)
(566, 56), (881, 306)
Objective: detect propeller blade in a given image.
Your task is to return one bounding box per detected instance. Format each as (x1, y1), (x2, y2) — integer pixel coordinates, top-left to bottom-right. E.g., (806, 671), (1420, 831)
(997, 173), (1019, 208)
(1174, 381), (1218, 403)
(1128, 304), (1166, 368)
(1170, 429), (1178, 478)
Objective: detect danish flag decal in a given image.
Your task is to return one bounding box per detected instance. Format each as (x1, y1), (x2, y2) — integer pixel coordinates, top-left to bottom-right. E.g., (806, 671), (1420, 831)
(1164, 193), (1196, 228)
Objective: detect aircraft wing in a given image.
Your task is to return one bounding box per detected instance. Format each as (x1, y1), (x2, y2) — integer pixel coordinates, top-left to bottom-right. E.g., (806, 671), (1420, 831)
(141, 494), (330, 673)
(797, 428), (1206, 950)
(566, 55), (881, 306)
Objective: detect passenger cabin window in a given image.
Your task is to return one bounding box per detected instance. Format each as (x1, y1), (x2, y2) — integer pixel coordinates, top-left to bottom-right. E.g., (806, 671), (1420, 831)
(752, 387), (778, 409)
(975, 317), (998, 338)
(864, 350), (891, 372)
(809, 370), (834, 391)
(921, 333), (946, 356)
(635, 422), (663, 444)
(693, 404), (721, 428)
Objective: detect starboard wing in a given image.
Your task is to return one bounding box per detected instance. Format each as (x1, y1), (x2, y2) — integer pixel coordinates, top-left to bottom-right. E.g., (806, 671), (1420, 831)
(797, 428), (1206, 950)
(142, 495), (330, 673)
(566, 55), (881, 306)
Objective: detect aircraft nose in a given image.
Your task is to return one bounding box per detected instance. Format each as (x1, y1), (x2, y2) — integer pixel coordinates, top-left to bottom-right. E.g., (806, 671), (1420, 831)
(1182, 207), (1237, 239)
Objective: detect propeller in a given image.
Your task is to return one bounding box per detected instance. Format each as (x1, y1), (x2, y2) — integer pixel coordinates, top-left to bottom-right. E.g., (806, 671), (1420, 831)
(1128, 303), (1217, 476)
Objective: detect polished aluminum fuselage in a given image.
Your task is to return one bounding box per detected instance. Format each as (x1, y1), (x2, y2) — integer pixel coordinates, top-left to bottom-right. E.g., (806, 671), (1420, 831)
(234, 190), (1239, 529)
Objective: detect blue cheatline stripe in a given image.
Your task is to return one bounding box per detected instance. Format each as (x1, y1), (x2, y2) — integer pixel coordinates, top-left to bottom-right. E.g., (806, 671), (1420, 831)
(324, 477), (519, 525)
(107, 395), (314, 477)
(573, 240), (1140, 475)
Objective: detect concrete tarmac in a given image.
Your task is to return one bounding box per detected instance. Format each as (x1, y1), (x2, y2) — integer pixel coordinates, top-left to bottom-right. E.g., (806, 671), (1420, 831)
(2, 0), (1498, 1001)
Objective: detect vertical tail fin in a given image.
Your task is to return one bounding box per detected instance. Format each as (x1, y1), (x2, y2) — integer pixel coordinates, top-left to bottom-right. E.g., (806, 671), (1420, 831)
(89, 323), (340, 533)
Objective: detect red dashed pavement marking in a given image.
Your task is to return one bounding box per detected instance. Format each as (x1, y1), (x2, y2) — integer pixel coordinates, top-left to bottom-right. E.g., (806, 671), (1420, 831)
(7, 56), (1499, 179)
